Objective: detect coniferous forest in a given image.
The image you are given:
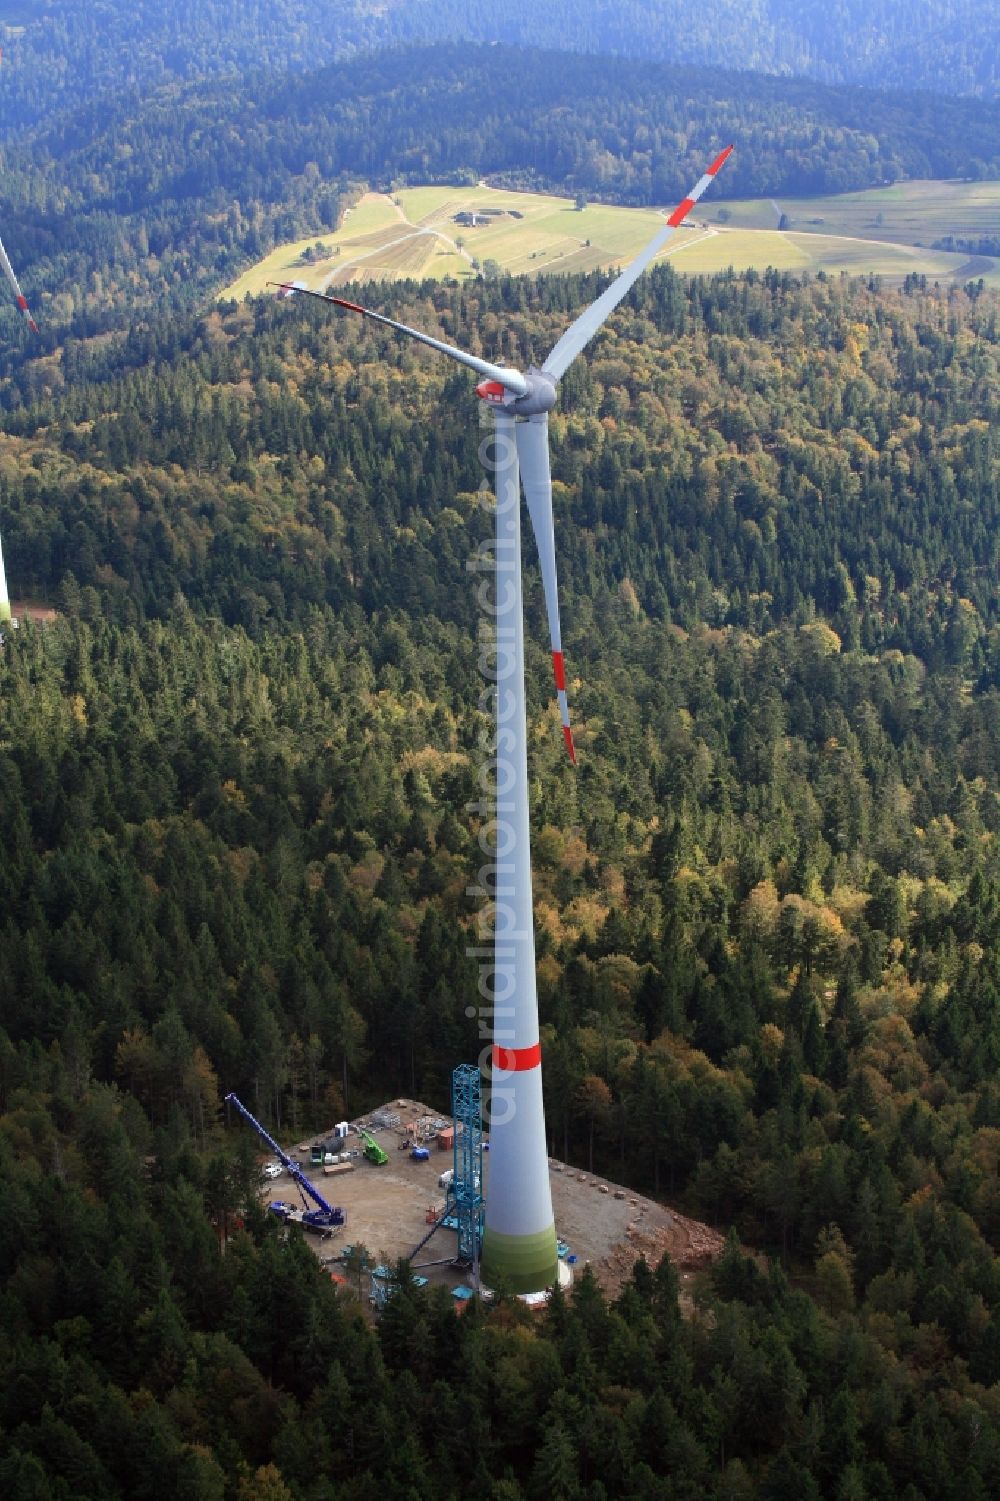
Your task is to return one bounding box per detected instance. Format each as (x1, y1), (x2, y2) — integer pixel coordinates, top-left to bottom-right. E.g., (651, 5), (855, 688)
(2, 264), (999, 1497)
(1, 11), (1000, 1499)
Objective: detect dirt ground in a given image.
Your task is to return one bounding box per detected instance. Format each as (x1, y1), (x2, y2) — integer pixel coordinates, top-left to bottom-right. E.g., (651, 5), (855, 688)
(263, 1097), (724, 1299)
(547, 1159), (725, 1295)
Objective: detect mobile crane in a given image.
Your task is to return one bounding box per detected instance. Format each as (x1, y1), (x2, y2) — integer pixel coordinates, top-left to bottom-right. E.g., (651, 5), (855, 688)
(224, 1093), (346, 1238)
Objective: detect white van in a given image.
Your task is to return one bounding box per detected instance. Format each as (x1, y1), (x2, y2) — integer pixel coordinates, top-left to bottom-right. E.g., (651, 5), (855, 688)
(438, 1167), (454, 1189)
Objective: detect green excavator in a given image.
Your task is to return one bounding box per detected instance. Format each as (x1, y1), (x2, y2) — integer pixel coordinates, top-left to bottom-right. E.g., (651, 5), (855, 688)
(359, 1127), (388, 1166)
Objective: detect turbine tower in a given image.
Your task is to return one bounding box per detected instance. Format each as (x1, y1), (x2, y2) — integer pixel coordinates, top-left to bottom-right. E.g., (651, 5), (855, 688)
(0, 229), (38, 623)
(278, 145), (732, 1292)
(0, 529), (10, 627)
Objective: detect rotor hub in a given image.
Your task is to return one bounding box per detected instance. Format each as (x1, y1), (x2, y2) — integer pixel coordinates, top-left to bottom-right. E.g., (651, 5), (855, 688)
(476, 367), (557, 416)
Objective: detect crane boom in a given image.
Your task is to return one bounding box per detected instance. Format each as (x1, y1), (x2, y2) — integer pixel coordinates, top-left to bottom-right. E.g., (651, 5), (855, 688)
(224, 1092), (345, 1229)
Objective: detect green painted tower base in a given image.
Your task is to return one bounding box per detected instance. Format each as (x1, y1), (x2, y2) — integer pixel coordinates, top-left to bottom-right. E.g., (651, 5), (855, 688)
(480, 1222), (559, 1295)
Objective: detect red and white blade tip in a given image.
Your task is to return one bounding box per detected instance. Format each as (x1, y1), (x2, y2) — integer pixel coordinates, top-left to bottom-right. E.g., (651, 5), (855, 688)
(14, 293), (37, 332)
(551, 652), (576, 763)
(667, 147), (734, 228)
(269, 282), (369, 316)
(268, 279), (324, 299)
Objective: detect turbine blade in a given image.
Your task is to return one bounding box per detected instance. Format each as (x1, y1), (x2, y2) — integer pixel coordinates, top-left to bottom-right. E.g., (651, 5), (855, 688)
(541, 144), (733, 380)
(0, 527), (10, 624)
(515, 415), (576, 763)
(0, 231), (38, 333)
(269, 282), (528, 396)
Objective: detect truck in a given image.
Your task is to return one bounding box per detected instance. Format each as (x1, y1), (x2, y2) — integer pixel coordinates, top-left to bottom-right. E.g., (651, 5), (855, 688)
(225, 1094), (346, 1236)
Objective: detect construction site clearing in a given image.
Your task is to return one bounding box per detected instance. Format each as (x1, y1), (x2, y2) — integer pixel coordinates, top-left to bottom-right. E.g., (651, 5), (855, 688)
(257, 1098), (725, 1302)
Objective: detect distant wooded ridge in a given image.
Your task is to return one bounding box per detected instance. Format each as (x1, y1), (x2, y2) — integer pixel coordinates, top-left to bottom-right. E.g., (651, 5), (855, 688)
(0, 0), (997, 138)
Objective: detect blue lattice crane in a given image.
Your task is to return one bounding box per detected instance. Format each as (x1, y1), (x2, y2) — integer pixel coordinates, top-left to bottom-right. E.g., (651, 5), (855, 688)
(225, 1093), (345, 1236)
(452, 1063), (484, 1277)
(406, 1064), (485, 1272)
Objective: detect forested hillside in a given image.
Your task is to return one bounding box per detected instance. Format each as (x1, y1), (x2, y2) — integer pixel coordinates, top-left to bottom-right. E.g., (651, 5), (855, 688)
(3, 44), (1000, 347)
(1, 262), (999, 1493)
(1, 0), (997, 137)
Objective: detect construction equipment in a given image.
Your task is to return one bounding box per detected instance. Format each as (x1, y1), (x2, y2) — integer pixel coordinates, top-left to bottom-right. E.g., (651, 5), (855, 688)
(370, 1108), (401, 1129)
(407, 1064), (485, 1272)
(369, 1262), (430, 1311)
(225, 1093), (346, 1236)
(451, 1063), (484, 1273)
(358, 1127), (388, 1166)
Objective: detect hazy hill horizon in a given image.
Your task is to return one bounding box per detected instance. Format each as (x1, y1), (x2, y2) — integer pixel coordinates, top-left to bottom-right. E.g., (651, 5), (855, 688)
(1, 0), (997, 138)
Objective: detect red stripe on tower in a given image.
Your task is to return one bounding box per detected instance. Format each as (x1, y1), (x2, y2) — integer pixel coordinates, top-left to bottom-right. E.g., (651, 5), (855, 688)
(563, 725), (577, 763)
(667, 197), (696, 227)
(331, 297), (367, 315)
(492, 1041), (542, 1072)
(708, 145), (735, 176)
(16, 295), (27, 310)
(552, 650), (566, 691)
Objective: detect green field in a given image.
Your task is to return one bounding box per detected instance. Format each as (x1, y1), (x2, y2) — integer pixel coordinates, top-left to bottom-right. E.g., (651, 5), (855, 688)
(222, 178), (1000, 301)
(702, 177), (1000, 242)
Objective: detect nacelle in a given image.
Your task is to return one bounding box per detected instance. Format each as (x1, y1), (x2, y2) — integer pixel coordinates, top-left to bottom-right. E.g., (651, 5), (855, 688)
(476, 367), (557, 416)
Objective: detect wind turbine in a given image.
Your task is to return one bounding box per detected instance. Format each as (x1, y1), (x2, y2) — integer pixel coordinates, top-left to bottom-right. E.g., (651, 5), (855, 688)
(0, 229), (37, 625)
(277, 145), (732, 1293)
(0, 231), (38, 335)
